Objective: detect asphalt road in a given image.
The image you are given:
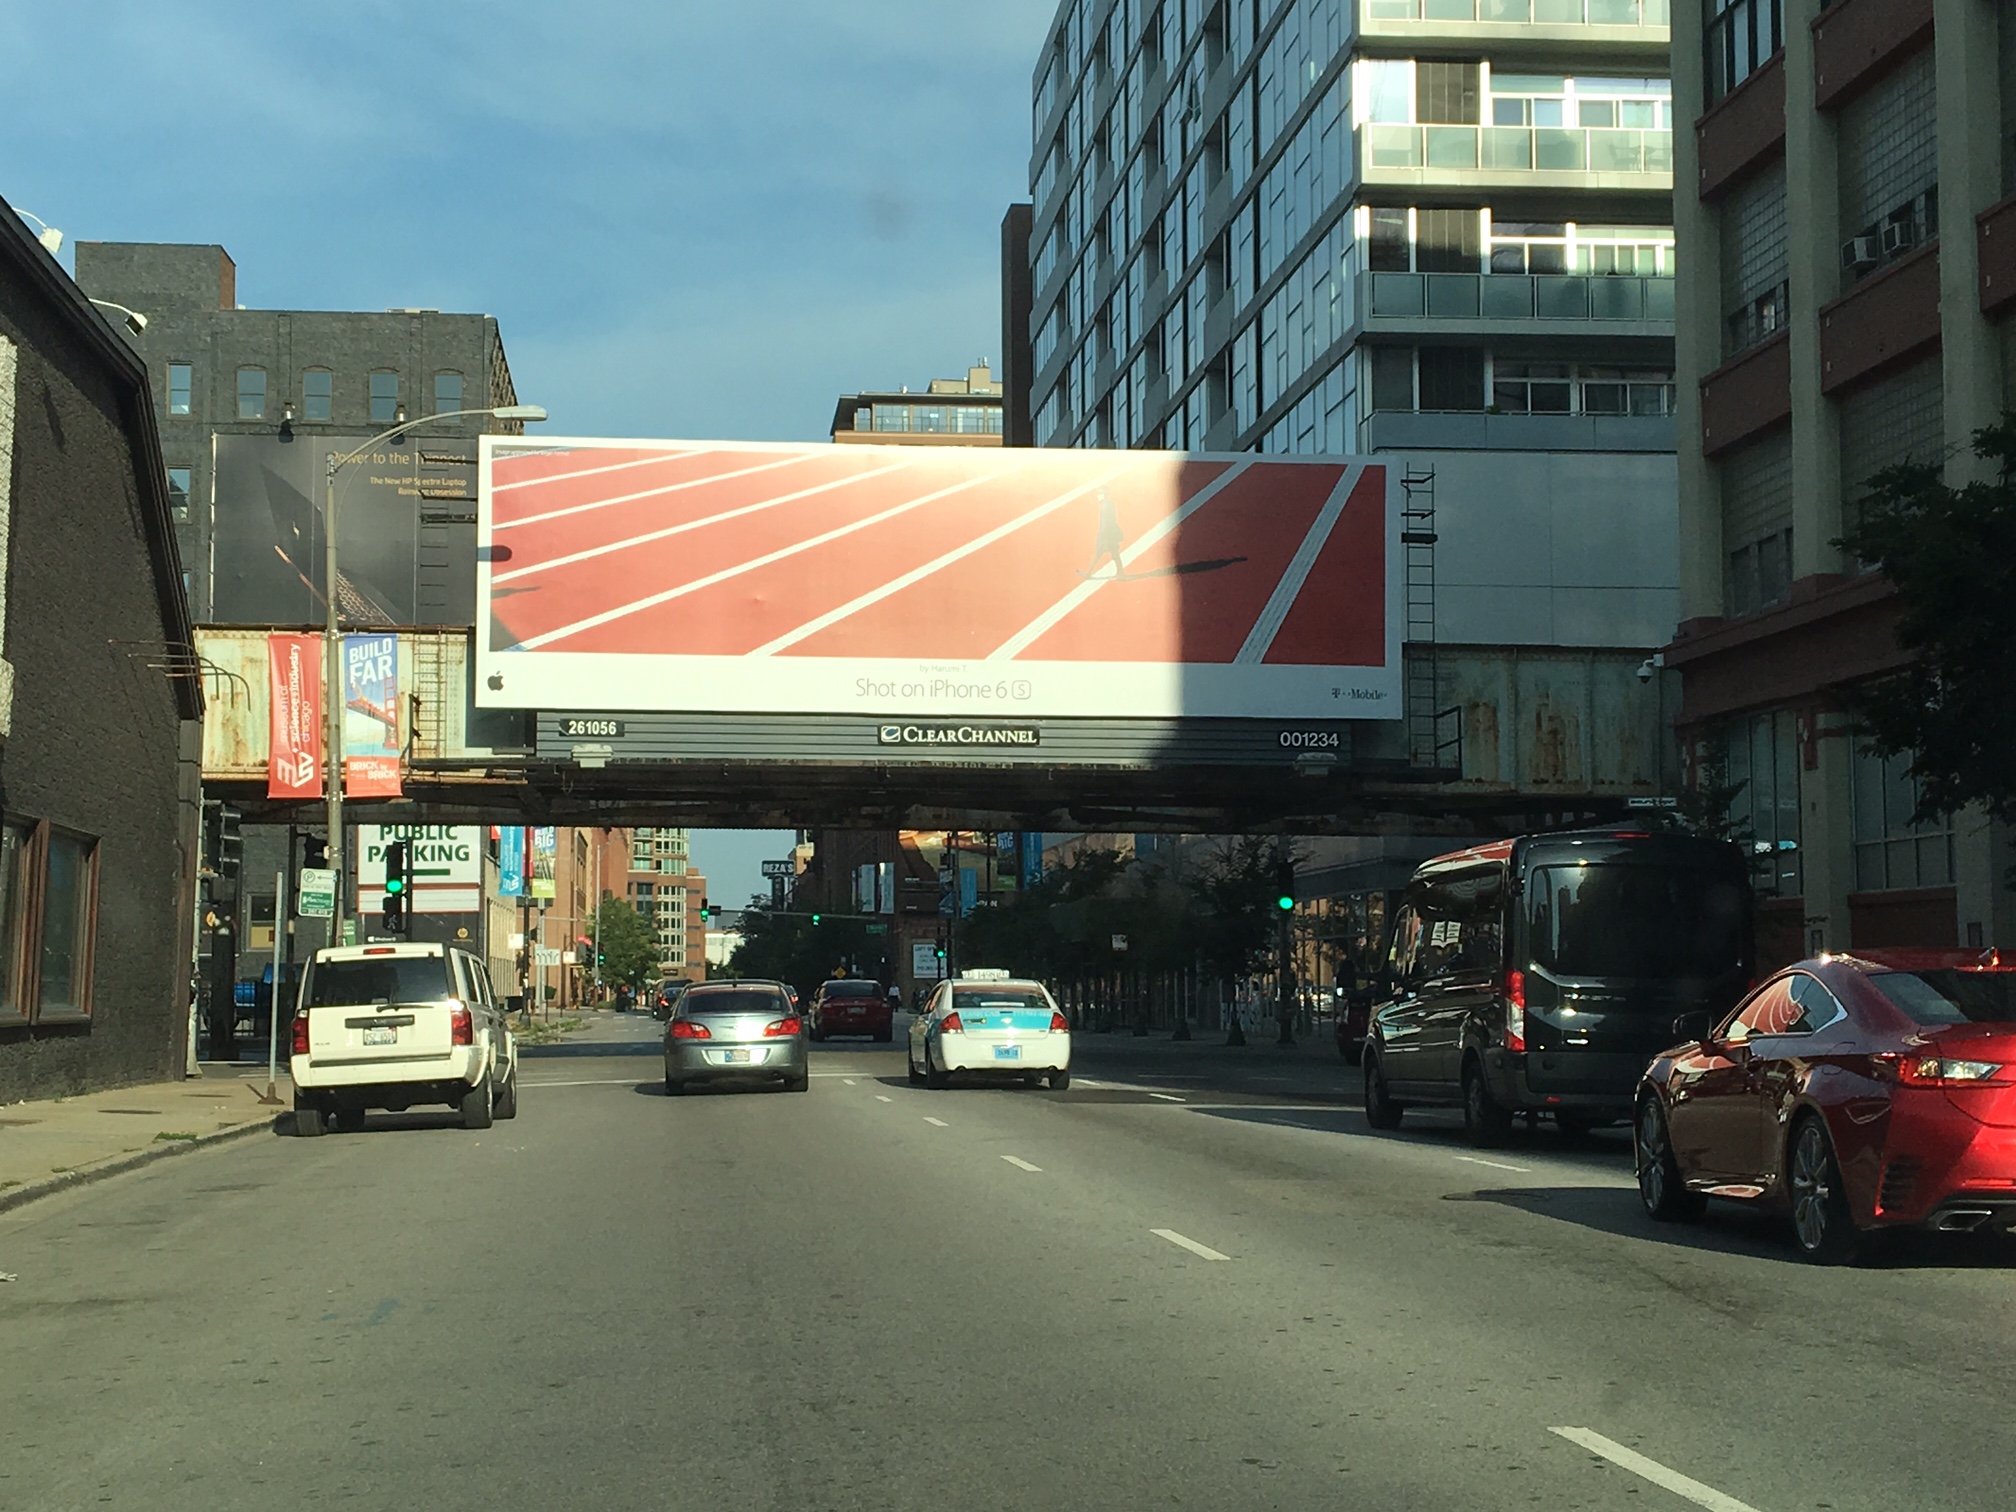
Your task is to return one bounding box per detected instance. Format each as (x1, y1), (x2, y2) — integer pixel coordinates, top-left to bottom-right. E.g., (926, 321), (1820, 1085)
(3, 1012), (2013, 1512)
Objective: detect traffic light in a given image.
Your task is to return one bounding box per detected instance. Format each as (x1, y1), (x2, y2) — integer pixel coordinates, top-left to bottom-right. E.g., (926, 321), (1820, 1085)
(382, 841), (409, 933)
(934, 942), (946, 961)
(811, 913), (822, 926)
(302, 834), (328, 870)
(699, 897), (711, 922)
(1274, 860), (1295, 913)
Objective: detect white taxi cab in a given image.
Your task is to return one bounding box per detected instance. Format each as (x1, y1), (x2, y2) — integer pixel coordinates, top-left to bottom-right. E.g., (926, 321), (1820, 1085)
(289, 942), (518, 1135)
(908, 969), (1071, 1090)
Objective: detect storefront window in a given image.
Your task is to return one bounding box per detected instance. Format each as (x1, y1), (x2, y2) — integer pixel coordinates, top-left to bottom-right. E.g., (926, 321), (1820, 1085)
(37, 828), (97, 1017)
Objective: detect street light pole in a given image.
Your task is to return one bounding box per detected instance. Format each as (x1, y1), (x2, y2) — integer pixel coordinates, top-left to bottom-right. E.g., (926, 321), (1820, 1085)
(321, 404), (546, 942)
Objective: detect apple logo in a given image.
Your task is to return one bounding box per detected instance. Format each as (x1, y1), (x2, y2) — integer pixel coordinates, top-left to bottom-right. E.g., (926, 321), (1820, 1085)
(487, 672), (504, 690)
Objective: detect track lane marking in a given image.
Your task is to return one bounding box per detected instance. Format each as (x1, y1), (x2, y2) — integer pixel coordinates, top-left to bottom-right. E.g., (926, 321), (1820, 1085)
(1233, 462), (1364, 662)
(1151, 1228), (1230, 1261)
(1548, 1428), (1764, 1512)
(1001, 1156), (1043, 1172)
(494, 453), (823, 526)
(923, 1116), (949, 1127)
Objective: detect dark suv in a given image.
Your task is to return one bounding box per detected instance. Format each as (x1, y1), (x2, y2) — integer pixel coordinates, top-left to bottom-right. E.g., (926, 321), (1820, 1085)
(807, 978), (893, 1042)
(1362, 829), (1752, 1146)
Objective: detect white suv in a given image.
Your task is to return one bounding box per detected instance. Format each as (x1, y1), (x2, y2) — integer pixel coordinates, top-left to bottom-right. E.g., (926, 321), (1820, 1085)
(289, 943), (519, 1135)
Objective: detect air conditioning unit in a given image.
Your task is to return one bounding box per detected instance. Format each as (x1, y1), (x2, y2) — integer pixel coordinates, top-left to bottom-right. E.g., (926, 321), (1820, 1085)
(1880, 220), (1916, 257)
(1841, 236), (1882, 272)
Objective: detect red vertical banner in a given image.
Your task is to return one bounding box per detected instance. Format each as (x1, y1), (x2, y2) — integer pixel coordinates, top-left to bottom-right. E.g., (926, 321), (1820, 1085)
(267, 632), (324, 799)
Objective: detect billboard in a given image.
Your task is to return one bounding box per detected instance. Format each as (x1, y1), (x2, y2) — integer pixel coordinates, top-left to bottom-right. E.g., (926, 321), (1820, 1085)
(497, 826), (527, 898)
(212, 433), (478, 626)
(342, 633), (402, 797)
(475, 438), (1401, 721)
(356, 824), (483, 914)
(266, 632), (322, 799)
(529, 827), (557, 901)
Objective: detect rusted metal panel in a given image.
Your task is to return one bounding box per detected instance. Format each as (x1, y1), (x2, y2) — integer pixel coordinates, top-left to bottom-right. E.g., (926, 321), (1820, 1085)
(1437, 647), (1664, 798)
(196, 628), (482, 782)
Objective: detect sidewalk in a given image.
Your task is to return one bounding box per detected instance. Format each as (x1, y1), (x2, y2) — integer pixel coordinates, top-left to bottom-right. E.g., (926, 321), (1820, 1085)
(0, 1065), (287, 1218)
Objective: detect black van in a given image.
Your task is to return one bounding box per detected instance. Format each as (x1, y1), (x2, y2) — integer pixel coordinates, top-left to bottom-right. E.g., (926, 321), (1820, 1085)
(1362, 829), (1752, 1145)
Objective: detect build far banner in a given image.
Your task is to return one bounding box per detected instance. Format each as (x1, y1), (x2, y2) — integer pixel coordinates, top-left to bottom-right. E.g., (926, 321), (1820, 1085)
(475, 438), (1402, 721)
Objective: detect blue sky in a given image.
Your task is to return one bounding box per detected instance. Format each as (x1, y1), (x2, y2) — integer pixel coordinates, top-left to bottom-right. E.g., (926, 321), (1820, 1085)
(4, 0), (1057, 907)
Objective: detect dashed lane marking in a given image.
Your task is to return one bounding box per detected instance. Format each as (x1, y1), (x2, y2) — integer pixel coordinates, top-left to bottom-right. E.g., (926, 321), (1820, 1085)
(1455, 1155), (1532, 1174)
(1147, 1092), (1187, 1103)
(1548, 1428), (1764, 1512)
(842, 1078), (857, 1086)
(1001, 1155), (1043, 1172)
(1150, 1228), (1230, 1261)
(923, 1116), (949, 1127)
(875, 1095), (893, 1103)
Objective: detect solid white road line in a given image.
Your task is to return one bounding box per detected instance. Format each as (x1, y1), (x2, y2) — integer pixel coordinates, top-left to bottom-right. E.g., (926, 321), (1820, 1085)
(985, 460), (1252, 660)
(1548, 1428), (1764, 1512)
(1151, 1228), (1230, 1261)
(1147, 1092), (1187, 1103)
(1233, 463), (1364, 663)
(496, 461), (908, 579)
(875, 1095), (893, 1103)
(923, 1116), (949, 1127)
(1001, 1156), (1043, 1172)
(519, 469), (1004, 649)
(1455, 1155), (1533, 1173)
(749, 465), (1134, 654)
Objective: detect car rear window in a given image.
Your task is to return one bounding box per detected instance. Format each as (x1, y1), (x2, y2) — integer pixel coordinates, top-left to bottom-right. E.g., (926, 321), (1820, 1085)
(1871, 970), (2016, 1025)
(306, 956), (453, 1007)
(684, 989), (788, 1015)
(822, 981), (880, 998)
(1528, 865), (1746, 979)
(953, 989), (1048, 1011)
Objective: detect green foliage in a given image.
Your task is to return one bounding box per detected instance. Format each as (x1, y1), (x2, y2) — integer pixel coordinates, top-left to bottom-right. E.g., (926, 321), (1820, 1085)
(728, 906), (887, 997)
(1838, 424), (2016, 825)
(593, 898), (660, 991)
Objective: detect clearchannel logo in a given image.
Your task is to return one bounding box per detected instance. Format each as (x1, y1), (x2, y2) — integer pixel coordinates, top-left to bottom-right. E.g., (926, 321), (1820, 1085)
(876, 722), (1042, 748)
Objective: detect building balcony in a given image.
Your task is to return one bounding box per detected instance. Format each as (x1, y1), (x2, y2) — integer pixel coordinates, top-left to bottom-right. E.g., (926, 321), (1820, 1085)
(1362, 408), (1676, 453)
(1361, 0), (1669, 60)
(1362, 270), (1674, 337)
(1360, 123), (1673, 192)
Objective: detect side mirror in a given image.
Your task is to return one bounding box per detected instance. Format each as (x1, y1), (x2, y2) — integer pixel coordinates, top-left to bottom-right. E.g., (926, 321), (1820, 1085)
(1672, 1012), (1711, 1043)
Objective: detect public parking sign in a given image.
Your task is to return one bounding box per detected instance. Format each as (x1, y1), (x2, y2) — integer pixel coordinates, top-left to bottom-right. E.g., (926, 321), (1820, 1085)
(297, 867), (336, 918)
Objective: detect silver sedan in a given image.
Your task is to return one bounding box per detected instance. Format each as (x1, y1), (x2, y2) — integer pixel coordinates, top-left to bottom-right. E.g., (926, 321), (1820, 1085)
(664, 981), (808, 1094)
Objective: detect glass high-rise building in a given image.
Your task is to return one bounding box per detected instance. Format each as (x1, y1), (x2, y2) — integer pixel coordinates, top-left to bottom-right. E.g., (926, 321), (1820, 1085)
(1022, 2), (1677, 461)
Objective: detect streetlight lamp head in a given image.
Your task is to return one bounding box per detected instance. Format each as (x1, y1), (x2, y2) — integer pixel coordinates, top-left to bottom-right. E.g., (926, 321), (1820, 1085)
(492, 405), (548, 423)
(38, 227), (63, 255)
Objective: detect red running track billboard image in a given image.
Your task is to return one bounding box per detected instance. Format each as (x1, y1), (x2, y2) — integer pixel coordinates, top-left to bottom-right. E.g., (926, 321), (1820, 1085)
(475, 438), (1401, 721)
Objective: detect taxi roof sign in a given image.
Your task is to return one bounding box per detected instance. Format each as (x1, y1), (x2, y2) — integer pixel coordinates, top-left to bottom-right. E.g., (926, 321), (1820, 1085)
(957, 968), (1013, 981)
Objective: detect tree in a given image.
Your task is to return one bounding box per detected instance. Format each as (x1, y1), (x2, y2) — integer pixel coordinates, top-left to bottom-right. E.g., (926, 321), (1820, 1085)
(1839, 424), (2016, 824)
(594, 898), (660, 992)
(727, 904), (884, 999)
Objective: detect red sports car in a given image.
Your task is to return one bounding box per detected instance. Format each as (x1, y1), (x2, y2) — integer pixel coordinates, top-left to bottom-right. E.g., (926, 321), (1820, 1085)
(1634, 949), (2016, 1262)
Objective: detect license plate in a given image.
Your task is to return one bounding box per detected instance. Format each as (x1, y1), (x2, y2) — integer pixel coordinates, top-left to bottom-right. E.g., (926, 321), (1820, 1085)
(720, 1049), (750, 1064)
(363, 1026), (398, 1046)
(993, 1044), (1021, 1060)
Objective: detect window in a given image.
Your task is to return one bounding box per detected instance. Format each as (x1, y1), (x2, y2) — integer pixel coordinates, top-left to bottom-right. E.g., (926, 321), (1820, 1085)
(1728, 978), (1798, 1039)
(1530, 865), (1748, 979)
(434, 371), (464, 415)
(369, 370), (400, 424)
(1839, 357), (1945, 540)
(1580, 368), (1675, 416)
(1370, 346), (1415, 411)
(1851, 744), (1955, 891)
(302, 369), (333, 422)
(1705, 0), (1784, 107)
(35, 827), (98, 1019)
(1493, 361), (1572, 414)
(1489, 221), (1568, 275)
(166, 466), (192, 522)
(1722, 710), (1803, 896)
(236, 367), (267, 420)
(167, 362), (192, 416)
(1721, 162), (1788, 356)
(1720, 427), (1793, 615)
(0, 823), (28, 1020)
(1787, 975), (1847, 1035)
(1839, 46), (1938, 281)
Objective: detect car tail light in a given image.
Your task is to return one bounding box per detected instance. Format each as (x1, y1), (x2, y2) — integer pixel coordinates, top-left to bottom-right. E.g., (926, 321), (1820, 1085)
(291, 1010), (310, 1057)
(1877, 1053), (2011, 1087)
(670, 1019), (711, 1040)
(450, 1006), (473, 1046)
(941, 1012), (964, 1033)
(765, 1017), (802, 1037)
(1504, 970), (1527, 1053)
(1049, 1010), (1070, 1033)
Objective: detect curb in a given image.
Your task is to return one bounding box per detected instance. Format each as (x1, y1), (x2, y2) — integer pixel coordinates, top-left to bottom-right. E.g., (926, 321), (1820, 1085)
(0, 1116), (278, 1219)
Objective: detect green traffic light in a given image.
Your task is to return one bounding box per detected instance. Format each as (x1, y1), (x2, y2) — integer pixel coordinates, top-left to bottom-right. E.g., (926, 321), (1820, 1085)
(1276, 894), (1294, 911)
(386, 878), (406, 895)
(811, 913), (822, 925)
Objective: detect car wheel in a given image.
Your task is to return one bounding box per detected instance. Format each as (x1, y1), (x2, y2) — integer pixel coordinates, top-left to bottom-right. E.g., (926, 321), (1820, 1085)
(1363, 1051), (1403, 1130)
(1634, 1096), (1705, 1222)
(1788, 1115), (1861, 1265)
(460, 1073), (495, 1131)
(785, 1070), (809, 1093)
(332, 1103), (366, 1135)
(1048, 1068), (1070, 1091)
(293, 1100), (324, 1138)
(493, 1069), (519, 1121)
(1461, 1061), (1513, 1148)
(925, 1045), (950, 1090)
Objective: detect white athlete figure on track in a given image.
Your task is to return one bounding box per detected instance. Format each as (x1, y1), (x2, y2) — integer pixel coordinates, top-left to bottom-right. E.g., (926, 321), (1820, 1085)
(1079, 486), (1128, 580)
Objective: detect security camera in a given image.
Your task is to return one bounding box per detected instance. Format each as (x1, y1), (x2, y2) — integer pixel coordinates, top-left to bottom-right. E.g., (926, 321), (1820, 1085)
(1636, 657), (1657, 684)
